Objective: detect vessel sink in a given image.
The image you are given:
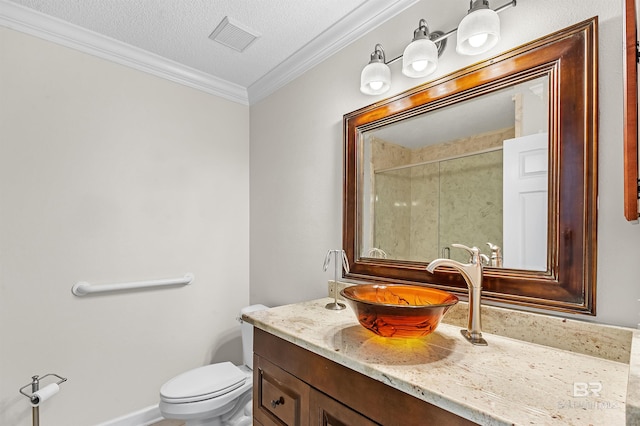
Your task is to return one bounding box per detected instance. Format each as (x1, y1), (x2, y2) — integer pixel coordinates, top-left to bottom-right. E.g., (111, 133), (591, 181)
(340, 284), (458, 338)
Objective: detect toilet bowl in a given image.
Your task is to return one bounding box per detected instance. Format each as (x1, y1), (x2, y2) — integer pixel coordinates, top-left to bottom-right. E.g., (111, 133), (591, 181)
(159, 304), (268, 426)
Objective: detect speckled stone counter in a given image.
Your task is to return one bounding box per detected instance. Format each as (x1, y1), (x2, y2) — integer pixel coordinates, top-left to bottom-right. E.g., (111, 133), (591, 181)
(244, 294), (638, 425)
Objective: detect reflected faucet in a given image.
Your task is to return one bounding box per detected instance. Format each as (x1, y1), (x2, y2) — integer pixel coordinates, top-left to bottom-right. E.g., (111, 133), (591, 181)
(487, 242), (503, 268)
(426, 244), (487, 346)
(367, 247), (388, 259)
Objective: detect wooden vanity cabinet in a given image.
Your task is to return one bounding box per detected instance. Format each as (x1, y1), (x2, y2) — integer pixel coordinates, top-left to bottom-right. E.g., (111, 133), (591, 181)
(253, 328), (475, 426)
(254, 355), (309, 425)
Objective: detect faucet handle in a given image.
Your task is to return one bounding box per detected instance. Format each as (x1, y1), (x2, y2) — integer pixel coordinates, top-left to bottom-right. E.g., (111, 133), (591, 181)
(451, 244), (482, 265)
(487, 242), (502, 256)
(451, 243), (476, 253)
(451, 243), (478, 255)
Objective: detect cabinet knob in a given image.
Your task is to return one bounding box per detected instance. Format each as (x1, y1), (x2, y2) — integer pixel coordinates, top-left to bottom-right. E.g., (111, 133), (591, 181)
(270, 396), (285, 408)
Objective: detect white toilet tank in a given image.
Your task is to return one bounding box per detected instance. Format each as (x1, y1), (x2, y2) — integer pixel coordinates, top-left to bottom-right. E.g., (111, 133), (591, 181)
(240, 304), (268, 369)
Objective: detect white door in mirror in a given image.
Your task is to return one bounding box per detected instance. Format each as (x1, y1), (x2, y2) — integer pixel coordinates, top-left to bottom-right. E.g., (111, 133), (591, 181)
(503, 133), (548, 270)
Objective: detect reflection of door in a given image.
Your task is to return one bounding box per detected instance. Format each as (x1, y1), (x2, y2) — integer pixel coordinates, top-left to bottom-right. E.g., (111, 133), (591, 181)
(503, 133), (548, 270)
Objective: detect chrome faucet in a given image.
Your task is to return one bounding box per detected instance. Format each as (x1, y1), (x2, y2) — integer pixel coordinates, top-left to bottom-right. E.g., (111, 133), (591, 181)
(427, 244), (488, 346)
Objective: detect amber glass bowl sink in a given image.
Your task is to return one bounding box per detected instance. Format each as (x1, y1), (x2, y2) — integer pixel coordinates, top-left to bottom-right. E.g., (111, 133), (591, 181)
(340, 284), (458, 338)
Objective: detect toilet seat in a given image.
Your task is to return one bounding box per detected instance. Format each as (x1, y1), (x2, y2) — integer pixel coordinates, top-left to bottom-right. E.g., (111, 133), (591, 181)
(159, 364), (253, 422)
(158, 305), (268, 425)
(160, 362), (247, 403)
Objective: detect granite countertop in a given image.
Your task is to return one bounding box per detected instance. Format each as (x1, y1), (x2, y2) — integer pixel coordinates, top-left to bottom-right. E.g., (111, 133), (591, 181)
(244, 291), (639, 426)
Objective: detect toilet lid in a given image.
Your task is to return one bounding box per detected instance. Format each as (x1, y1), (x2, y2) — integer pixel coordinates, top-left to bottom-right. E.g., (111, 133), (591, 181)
(160, 362), (247, 403)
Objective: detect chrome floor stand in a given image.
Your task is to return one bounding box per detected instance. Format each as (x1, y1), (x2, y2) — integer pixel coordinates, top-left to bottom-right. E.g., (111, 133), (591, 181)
(19, 374), (67, 426)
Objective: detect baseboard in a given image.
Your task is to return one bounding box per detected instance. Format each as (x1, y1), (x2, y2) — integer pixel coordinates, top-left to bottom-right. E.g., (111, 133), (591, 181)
(95, 404), (163, 426)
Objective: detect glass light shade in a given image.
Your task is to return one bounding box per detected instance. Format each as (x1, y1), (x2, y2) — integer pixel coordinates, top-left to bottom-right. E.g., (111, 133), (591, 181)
(360, 61), (391, 95)
(402, 38), (438, 78)
(456, 8), (500, 55)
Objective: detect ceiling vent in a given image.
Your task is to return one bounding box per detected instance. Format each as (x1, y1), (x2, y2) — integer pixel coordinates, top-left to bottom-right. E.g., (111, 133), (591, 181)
(209, 16), (260, 52)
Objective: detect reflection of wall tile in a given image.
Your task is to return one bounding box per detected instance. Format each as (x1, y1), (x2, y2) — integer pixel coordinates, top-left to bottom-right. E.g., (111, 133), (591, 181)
(374, 169), (411, 259)
(410, 164), (439, 261)
(412, 127), (514, 163)
(371, 138), (412, 259)
(370, 128), (513, 262)
(371, 137), (411, 169)
(439, 151), (504, 263)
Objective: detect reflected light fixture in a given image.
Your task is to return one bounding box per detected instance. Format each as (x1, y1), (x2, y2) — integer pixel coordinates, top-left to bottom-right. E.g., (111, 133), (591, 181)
(360, 0), (516, 95)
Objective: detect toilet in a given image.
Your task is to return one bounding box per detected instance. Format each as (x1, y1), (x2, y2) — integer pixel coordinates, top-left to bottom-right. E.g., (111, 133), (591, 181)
(159, 304), (268, 426)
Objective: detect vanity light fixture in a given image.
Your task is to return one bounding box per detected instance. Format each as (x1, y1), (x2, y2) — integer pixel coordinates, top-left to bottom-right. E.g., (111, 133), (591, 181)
(401, 19), (442, 78)
(360, 44), (391, 95)
(457, 0), (501, 55)
(360, 0), (516, 95)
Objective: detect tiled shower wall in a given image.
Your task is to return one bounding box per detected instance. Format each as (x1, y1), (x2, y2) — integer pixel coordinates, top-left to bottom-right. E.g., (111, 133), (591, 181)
(371, 127), (513, 262)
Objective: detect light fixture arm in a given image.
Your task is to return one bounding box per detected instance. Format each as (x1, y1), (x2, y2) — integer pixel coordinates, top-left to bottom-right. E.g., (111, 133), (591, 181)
(487, 0), (516, 15)
(369, 43), (386, 64)
(469, 0), (491, 12)
(413, 19), (430, 40)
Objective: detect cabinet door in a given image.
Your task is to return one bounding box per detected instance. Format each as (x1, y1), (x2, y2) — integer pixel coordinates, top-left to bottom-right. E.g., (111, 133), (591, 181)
(623, 0), (639, 221)
(254, 355), (310, 426)
(309, 389), (379, 426)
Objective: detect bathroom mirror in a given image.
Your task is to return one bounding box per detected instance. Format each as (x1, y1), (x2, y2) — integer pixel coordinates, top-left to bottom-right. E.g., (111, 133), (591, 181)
(361, 75), (549, 270)
(343, 18), (598, 314)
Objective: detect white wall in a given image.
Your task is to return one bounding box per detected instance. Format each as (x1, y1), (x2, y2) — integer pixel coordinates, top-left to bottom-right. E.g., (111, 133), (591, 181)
(2, 1), (639, 424)
(250, 0), (640, 327)
(0, 28), (250, 425)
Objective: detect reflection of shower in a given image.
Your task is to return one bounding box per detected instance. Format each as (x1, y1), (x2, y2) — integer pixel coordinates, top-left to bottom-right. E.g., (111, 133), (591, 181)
(372, 146), (505, 263)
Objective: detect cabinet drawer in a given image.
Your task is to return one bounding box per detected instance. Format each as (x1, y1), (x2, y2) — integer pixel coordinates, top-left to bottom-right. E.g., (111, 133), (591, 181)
(310, 389), (379, 426)
(254, 355), (310, 426)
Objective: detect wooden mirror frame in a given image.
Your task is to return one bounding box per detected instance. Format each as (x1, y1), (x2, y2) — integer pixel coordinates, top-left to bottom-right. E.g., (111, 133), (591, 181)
(343, 18), (598, 315)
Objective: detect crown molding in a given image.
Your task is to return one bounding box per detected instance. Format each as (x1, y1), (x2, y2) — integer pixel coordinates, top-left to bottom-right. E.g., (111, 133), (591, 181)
(247, 0), (420, 104)
(0, 0), (418, 106)
(0, 0), (249, 105)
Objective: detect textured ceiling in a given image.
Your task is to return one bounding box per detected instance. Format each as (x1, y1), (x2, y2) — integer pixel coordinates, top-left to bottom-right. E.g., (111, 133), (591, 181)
(6, 0), (381, 90)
